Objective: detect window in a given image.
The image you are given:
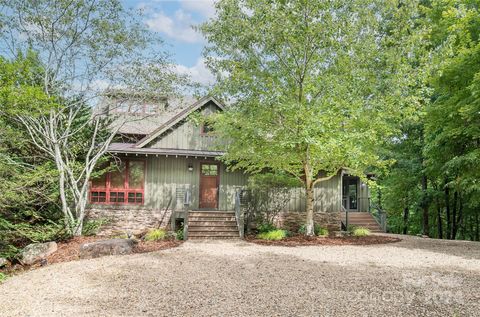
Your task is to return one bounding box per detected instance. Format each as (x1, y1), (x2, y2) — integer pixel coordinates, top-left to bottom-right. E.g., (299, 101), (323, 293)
(201, 164), (218, 176)
(201, 122), (214, 135)
(89, 159), (145, 205)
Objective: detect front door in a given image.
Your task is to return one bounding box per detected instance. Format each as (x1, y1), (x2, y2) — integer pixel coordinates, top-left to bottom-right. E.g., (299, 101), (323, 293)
(199, 163), (219, 209)
(342, 176), (358, 211)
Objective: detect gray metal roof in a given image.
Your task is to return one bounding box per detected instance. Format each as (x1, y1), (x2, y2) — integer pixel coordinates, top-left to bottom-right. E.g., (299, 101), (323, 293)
(107, 96), (199, 135)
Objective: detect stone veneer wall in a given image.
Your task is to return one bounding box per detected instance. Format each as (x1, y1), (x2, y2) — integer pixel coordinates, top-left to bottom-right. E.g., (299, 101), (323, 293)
(87, 207), (172, 236)
(273, 212), (341, 232)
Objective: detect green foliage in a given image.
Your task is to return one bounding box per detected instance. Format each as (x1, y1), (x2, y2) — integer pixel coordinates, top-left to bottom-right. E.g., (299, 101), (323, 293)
(298, 224), (328, 236)
(175, 228), (184, 241)
(352, 227), (371, 237)
(246, 173), (300, 227)
(257, 229), (287, 241)
(0, 273), (7, 283)
(82, 219), (109, 236)
(144, 229), (167, 241)
(257, 222), (277, 233)
(201, 0), (423, 235)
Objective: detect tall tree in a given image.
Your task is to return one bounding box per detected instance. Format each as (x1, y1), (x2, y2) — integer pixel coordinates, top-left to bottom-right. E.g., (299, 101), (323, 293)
(0, 0), (189, 235)
(201, 0), (423, 235)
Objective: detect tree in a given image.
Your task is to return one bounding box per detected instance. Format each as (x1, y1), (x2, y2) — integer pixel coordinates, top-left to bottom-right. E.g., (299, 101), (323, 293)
(200, 0), (423, 235)
(0, 0), (189, 235)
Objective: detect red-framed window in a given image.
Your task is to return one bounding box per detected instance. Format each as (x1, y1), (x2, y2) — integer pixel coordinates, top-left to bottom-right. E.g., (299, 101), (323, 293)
(89, 159), (145, 205)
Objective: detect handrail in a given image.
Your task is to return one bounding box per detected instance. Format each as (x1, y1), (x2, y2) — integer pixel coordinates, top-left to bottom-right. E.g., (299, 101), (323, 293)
(369, 201), (387, 232)
(234, 190), (244, 239)
(341, 205), (348, 231)
(183, 189), (191, 240)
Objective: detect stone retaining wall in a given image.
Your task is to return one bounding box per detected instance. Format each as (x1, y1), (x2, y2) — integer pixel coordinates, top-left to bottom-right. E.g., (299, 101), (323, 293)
(87, 207), (172, 236)
(273, 212), (341, 232)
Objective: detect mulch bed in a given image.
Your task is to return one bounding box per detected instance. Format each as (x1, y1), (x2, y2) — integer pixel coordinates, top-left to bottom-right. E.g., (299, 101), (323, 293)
(1, 236), (182, 276)
(246, 235), (401, 247)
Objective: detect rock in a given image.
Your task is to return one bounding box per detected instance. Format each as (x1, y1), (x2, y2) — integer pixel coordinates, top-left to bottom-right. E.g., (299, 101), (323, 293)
(0, 257), (8, 267)
(79, 239), (137, 259)
(19, 242), (57, 265)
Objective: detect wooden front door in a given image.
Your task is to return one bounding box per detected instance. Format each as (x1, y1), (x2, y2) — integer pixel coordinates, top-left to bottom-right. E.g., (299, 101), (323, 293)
(199, 163), (219, 209)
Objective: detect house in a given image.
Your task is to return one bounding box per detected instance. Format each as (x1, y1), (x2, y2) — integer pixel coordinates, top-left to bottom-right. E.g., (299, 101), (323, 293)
(88, 95), (382, 238)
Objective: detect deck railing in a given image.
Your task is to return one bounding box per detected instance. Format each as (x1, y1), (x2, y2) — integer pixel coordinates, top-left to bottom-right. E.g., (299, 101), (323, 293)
(183, 189), (191, 240)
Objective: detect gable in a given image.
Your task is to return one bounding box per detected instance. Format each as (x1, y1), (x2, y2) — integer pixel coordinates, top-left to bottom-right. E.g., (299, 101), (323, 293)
(137, 98), (225, 151)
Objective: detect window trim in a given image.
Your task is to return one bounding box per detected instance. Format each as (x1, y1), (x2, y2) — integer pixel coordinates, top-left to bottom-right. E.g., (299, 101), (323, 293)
(89, 159), (146, 205)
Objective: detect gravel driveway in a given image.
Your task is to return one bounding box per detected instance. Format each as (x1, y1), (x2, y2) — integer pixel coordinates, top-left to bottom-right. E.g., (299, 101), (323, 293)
(1, 234), (479, 317)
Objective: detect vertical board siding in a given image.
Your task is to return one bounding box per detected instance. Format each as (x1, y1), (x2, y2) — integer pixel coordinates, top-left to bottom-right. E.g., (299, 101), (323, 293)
(145, 156), (248, 211)
(148, 104), (222, 151)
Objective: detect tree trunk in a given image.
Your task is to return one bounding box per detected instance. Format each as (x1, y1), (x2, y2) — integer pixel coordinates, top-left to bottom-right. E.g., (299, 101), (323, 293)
(476, 212), (479, 242)
(452, 193), (462, 239)
(421, 175), (429, 236)
(437, 205), (443, 239)
(445, 183), (451, 239)
(403, 205), (409, 235)
(305, 179), (315, 236)
(451, 191), (458, 239)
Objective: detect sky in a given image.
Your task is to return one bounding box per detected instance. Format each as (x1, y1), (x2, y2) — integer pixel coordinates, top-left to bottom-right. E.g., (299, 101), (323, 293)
(122, 0), (216, 86)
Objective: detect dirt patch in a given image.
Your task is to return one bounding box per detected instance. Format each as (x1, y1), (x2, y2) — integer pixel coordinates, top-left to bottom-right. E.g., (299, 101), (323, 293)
(246, 235), (401, 246)
(133, 240), (183, 253)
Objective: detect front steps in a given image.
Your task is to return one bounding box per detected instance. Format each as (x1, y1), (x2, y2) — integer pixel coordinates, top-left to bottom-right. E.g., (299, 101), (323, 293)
(187, 211), (240, 240)
(342, 212), (384, 233)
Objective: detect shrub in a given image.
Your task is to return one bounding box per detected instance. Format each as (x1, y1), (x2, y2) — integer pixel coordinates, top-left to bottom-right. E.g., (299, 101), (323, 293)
(144, 229), (167, 241)
(176, 228), (184, 241)
(317, 227), (329, 237)
(0, 273), (7, 283)
(257, 222), (276, 233)
(82, 218), (108, 236)
(299, 224), (328, 236)
(257, 229), (287, 240)
(352, 227), (371, 237)
(347, 224), (358, 233)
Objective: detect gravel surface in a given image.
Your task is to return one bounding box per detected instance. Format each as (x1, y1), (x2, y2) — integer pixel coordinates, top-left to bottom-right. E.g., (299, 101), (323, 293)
(1, 234), (479, 317)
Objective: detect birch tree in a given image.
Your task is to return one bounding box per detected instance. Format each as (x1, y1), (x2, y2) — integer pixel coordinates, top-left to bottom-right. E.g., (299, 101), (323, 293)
(0, 0), (189, 235)
(201, 0), (424, 235)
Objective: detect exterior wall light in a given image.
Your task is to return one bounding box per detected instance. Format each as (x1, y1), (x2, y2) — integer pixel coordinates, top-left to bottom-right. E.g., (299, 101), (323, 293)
(188, 163), (194, 172)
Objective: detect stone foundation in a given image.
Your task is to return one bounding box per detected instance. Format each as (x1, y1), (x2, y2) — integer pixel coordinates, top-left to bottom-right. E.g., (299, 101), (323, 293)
(273, 212), (341, 232)
(87, 207), (173, 236)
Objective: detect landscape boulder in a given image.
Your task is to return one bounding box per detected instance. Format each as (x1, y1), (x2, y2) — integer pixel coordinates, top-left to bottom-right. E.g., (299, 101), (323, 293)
(19, 242), (57, 265)
(0, 257), (8, 267)
(79, 238), (137, 259)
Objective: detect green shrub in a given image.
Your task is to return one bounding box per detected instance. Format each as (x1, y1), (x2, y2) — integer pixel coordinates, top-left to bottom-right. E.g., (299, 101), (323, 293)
(347, 224), (358, 233)
(298, 224), (328, 236)
(317, 227), (329, 237)
(144, 229), (167, 241)
(257, 229), (287, 240)
(257, 222), (276, 233)
(352, 227), (371, 237)
(82, 219), (108, 236)
(0, 273), (7, 283)
(176, 228), (184, 241)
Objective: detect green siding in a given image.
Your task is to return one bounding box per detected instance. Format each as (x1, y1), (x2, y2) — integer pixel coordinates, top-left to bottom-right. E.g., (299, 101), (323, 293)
(148, 103), (222, 151)
(144, 156), (248, 211)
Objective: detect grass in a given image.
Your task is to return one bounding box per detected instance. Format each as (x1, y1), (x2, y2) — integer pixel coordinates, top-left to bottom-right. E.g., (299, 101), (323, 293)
(0, 272), (7, 283)
(352, 227), (371, 237)
(257, 229), (287, 241)
(144, 229), (167, 241)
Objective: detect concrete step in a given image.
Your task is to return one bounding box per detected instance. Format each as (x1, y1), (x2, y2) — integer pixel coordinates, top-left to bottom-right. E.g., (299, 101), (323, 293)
(189, 231), (239, 237)
(189, 221), (237, 227)
(189, 217), (237, 221)
(189, 236), (239, 240)
(189, 211), (235, 217)
(189, 226), (238, 232)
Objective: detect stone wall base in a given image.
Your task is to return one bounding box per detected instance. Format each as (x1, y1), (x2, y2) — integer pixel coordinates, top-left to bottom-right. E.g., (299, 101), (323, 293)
(87, 208), (172, 237)
(273, 212), (341, 232)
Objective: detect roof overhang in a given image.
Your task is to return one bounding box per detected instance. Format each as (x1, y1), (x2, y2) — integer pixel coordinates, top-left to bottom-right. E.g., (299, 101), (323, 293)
(108, 143), (224, 158)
